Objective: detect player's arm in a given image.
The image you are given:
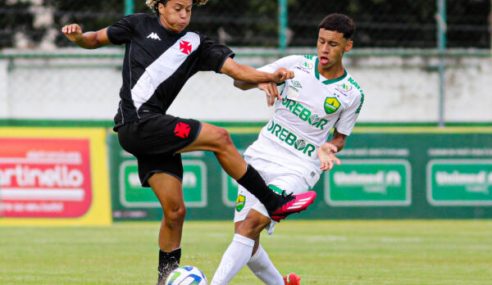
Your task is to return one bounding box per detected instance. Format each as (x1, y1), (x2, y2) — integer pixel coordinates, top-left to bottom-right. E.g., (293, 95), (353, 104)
(233, 79), (258, 90)
(260, 82), (282, 106)
(234, 80), (283, 107)
(221, 58), (293, 85)
(224, 58), (292, 104)
(319, 130), (346, 171)
(329, 129), (347, 152)
(61, 24), (111, 49)
(233, 55), (301, 105)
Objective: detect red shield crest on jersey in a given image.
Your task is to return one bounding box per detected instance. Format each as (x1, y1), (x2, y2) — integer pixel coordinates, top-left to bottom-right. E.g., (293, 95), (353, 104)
(174, 122), (191, 139)
(179, 40), (192, 55)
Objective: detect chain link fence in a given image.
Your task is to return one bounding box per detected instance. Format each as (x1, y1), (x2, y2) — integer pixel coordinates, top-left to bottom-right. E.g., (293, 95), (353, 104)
(0, 0), (489, 49)
(0, 0), (491, 123)
(291, 0), (490, 48)
(0, 0), (492, 49)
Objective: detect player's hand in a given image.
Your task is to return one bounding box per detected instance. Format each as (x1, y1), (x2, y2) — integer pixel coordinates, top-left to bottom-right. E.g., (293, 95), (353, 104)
(272, 68), (294, 83)
(61, 24), (84, 43)
(259, 82), (280, 106)
(318, 142), (341, 171)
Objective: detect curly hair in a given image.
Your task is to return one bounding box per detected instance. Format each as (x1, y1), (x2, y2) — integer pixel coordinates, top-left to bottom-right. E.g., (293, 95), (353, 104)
(146, 0), (208, 12)
(318, 13), (356, 39)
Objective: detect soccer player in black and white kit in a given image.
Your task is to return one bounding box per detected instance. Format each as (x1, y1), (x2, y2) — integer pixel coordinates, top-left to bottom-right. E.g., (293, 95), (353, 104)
(61, 0), (316, 283)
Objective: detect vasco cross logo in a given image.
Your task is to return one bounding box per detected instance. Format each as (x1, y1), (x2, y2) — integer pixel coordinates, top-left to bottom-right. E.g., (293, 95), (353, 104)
(180, 40), (192, 55)
(324, 97), (341, 114)
(146, 32), (161, 41)
(174, 122), (191, 139)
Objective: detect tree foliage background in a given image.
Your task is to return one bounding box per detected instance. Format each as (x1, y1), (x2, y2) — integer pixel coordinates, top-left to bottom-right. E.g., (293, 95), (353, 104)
(0, 0), (490, 49)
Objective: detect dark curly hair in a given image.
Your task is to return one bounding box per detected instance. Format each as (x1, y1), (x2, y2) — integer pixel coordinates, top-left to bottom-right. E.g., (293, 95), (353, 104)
(318, 13), (356, 40)
(147, 0), (208, 13)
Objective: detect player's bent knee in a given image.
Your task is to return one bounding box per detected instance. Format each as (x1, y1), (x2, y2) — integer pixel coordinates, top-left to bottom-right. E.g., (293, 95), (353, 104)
(212, 127), (233, 148)
(193, 124), (234, 152)
(163, 205), (186, 225)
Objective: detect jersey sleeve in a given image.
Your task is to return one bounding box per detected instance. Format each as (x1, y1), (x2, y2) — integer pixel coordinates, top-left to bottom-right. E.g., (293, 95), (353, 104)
(334, 90), (364, 136)
(107, 14), (139, 45)
(257, 55), (304, 73)
(197, 35), (235, 72)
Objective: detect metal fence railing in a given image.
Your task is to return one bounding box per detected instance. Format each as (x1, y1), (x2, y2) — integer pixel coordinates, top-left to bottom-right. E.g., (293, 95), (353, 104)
(0, 1), (491, 125)
(1, 48), (490, 124)
(0, 0), (490, 49)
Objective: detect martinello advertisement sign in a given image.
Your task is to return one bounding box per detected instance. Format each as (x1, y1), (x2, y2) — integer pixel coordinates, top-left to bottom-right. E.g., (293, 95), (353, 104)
(0, 138), (93, 218)
(325, 160), (411, 206)
(427, 160), (492, 206)
(119, 160), (207, 208)
(0, 128), (111, 226)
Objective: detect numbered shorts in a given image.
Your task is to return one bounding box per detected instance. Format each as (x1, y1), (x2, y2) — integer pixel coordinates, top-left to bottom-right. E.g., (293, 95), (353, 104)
(117, 114), (202, 187)
(234, 156), (310, 223)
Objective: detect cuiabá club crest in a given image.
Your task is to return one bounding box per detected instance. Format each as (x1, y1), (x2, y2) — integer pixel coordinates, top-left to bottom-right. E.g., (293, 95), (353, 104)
(324, 97), (341, 114)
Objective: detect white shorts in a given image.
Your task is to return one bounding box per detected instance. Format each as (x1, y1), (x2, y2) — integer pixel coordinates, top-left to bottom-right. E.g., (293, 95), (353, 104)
(233, 156), (310, 226)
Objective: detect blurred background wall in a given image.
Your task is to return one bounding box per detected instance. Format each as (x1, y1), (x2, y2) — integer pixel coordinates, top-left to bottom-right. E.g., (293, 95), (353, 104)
(0, 0), (490, 124)
(1, 1), (492, 222)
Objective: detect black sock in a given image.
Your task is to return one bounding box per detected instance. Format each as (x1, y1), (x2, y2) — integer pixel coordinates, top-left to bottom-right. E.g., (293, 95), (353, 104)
(157, 248), (181, 282)
(236, 165), (282, 213)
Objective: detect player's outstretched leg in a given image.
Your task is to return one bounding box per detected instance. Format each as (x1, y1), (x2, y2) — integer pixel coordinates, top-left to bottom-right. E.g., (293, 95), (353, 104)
(283, 272), (301, 285)
(179, 123), (317, 220)
(237, 166), (317, 221)
(269, 191), (317, 222)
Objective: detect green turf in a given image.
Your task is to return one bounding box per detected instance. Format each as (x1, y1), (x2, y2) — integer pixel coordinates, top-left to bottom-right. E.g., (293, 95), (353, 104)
(1, 220), (491, 284)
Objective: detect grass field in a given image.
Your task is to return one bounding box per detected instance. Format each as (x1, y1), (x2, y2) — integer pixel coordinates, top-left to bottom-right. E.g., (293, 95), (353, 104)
(1, 220), (491, 285)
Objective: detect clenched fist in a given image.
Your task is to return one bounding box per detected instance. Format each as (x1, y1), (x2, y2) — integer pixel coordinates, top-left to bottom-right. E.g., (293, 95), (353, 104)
(61, 24), (84, 43)
(272, 67), (294, 83)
